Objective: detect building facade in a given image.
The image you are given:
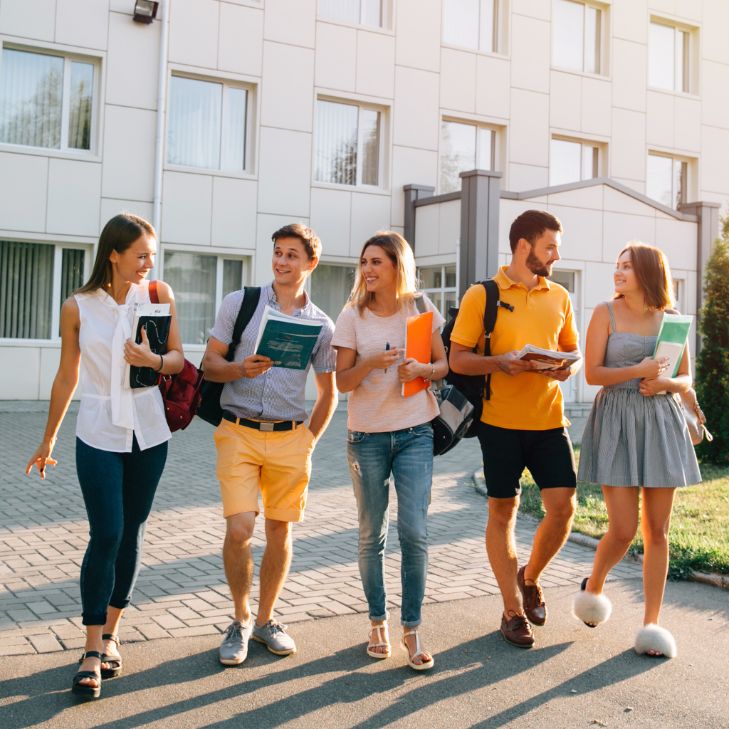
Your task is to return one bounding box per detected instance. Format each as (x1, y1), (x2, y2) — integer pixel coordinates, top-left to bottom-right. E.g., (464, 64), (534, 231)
(1, 0), (728, 399)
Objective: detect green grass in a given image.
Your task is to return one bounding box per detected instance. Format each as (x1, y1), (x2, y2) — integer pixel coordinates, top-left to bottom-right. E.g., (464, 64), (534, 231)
(517, 450), (729, 579)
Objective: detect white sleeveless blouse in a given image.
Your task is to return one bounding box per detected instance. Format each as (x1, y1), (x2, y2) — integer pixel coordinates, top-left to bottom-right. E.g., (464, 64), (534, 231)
(74, 280), (171, 452)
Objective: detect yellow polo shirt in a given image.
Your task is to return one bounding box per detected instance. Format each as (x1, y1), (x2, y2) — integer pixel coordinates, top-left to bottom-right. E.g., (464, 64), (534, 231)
(450, 266), (579, 431)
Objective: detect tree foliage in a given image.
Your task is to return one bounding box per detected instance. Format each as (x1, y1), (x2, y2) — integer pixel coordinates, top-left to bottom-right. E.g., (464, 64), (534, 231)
(695, 232), (729, 463)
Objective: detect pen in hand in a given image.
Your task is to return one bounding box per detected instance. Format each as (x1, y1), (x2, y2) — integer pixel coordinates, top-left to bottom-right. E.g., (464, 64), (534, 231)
(384, 342), (390, 373)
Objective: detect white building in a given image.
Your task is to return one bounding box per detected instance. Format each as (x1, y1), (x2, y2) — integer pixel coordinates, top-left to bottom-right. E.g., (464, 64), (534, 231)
(1, 0), (727, 401)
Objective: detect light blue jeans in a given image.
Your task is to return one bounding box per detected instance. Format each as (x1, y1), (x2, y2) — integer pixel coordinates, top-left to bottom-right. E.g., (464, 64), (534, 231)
(347, 423), (434, 627)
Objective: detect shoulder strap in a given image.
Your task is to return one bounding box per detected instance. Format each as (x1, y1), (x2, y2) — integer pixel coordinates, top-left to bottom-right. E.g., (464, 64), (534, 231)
(414, 293), (427, 314)
(227, 287), (261, 362)
(149, 279), (159, 304)
(481, 279), (499, 401)
(606, 300), (616, 334)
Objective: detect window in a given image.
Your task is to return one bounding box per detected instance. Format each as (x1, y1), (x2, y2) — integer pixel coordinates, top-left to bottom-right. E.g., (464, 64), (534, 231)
(163, 251), (248, 344)
(443, 0), (498, 54)
(319, 0), (383, 28)
(0, 241), (87, 339)
(550, 138), (599, 186)
(0, 47), (96, 152)
(672, 278), (685, 311)
(418, 264), (457, 318)
(309, 263), (356, 320)
(552, 0), (602, 74)
(646, 153), (688, 209)
(315, 99), (382, 187)
(167, 75), (250, 172)
(649, 21), (689, 93)
(440, 120), (495, 193)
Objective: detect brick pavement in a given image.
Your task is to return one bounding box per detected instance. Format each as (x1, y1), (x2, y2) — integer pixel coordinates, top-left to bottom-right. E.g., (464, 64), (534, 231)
(0, 406), (640, 656)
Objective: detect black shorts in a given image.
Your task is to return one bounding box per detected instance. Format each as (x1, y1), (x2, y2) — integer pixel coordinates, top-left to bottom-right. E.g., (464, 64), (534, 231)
(476, 423), (577, 499)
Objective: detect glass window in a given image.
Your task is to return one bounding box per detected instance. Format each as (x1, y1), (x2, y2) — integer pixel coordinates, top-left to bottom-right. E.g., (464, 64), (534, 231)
(315, 99), (382, 187)
(549, 138), (599, 186)
(167, 76), (248, 171)
(319, 0), (382, 27)
(443, 0), (497, 54)
(649, 22), (689, 93)
(552, 0), (602, 74)
(646, 153), (687, 209)
(440, 120), (495, 193)
(309, 264), (356, 320)
(0, 47), (96, 151)
(418, 264), (457, 318)
(0, 241), (88, 340)
(163, 252), (248, 344)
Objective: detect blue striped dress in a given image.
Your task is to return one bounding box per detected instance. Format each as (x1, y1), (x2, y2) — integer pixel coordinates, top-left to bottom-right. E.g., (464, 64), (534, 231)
(578, 303), (701, 488)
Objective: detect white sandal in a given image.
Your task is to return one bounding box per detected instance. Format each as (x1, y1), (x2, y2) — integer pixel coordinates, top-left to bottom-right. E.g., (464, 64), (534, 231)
(367, 623), (391, 659)
(572, 577), (612, 628)
(401, 628), (434, 671)
(634, 624), (677, 658)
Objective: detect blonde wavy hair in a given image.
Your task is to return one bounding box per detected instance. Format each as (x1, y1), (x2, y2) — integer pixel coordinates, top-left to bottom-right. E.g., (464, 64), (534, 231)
(349, 231), (418, 314)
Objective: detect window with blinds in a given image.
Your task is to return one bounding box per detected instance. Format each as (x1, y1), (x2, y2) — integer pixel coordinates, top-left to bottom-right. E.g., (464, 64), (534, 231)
(0, 47), (96, 152)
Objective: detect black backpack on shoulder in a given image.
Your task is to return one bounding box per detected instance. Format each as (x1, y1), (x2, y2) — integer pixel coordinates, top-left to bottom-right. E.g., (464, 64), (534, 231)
(441, 279), (501, 438)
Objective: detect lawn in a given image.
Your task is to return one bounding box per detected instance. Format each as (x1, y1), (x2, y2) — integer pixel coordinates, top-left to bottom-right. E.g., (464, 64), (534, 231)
(517, 451), (729, 579)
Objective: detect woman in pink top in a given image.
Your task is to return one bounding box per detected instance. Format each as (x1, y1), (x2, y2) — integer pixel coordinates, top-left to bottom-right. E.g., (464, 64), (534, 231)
(25, 214), (184, 700)
(332, 232), (448, 671)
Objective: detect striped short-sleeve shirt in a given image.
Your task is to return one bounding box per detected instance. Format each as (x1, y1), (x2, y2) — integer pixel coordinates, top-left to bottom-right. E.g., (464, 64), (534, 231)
(209, 284), (335, 422)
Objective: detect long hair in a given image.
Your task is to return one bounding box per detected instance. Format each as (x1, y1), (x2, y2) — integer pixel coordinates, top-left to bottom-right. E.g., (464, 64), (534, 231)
(614, 242), (674, 310)
(349, 231), (417, 314)
(77, 214), (156, 294)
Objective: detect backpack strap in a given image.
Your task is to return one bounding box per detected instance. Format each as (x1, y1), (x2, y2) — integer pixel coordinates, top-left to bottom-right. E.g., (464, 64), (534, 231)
(481, 279), (499, 401)
(227, 287), (261, 362)
(414, 293), (427, 314)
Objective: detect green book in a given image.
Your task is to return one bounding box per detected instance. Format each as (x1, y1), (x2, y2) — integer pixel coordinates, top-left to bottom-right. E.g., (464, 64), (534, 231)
(653, 313), (693, 377)
(253, 305), (323, 370)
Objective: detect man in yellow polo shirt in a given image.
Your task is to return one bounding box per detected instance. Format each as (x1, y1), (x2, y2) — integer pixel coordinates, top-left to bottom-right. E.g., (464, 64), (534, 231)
(450, 209), (581, 649)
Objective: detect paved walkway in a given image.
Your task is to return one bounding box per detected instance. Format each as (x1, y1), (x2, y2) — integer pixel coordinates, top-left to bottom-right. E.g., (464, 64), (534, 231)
(0, 406), (639, 657)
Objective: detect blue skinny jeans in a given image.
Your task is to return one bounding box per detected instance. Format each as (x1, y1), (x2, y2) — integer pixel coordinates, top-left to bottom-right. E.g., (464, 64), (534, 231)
(346, 423), (433, 627)
(76, 436), (167, 625)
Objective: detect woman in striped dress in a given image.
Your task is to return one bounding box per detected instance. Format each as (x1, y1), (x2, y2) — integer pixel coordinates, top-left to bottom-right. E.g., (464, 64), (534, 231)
(573, 243), (701, 658)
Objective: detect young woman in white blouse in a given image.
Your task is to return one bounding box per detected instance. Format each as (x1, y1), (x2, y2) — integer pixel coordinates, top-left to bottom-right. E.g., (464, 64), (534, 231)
(25, 214), (184, 700)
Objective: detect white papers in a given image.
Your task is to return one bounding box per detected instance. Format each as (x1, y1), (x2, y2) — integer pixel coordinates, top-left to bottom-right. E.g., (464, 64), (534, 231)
(515, 344), (581, 371)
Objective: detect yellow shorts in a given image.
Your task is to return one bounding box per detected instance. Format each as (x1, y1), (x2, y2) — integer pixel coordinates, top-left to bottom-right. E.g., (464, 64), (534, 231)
(213, 418), (316, 522)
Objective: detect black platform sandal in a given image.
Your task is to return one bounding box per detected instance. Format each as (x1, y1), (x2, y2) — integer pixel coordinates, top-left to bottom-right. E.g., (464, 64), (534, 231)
(101, 633), (123, 679)
(72, 650), (102, 700)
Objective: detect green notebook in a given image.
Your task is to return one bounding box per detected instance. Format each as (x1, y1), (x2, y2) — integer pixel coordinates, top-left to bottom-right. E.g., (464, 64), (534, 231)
(653, 313), (693, 377)
(253, 305), (323, 370)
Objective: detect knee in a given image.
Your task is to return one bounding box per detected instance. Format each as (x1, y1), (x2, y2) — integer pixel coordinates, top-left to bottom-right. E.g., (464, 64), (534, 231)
(88, 526), (123, 556)
(265, 519), (292, 547)
(397, 521), (427, 552)
(487, 499), (518, 530)
(545, 498), (576, 523)
(609, 523), (638, 548)
(226, 520), (254, 547)
(643, 523), (670, 548)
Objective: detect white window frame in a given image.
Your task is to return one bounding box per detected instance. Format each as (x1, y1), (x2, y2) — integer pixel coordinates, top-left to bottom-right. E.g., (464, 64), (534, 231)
(317, 0), (391, 29)
(648, 19), (694, 95)
(417, 263), (458, 316)
(159, 248), (251, 346)
(442, 0), (503, 55)
(0, 240), (91, 342)
(551, 0), (606, 76)
(672, 277), (686, 312)
(549, 135), (603, 186)
(439, 117), (499, 194)
(313, 96), (387, 191)
(646, 152), (692, 210)
(0, 43), (100, 156)
(165, 72), (256, 176)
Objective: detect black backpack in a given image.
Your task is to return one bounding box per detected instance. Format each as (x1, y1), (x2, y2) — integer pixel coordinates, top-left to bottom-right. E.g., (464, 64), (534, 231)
(441, 279), (502, 438)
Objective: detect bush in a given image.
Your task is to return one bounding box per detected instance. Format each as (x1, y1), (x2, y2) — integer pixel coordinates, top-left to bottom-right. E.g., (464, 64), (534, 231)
(695, 232), (729, 464)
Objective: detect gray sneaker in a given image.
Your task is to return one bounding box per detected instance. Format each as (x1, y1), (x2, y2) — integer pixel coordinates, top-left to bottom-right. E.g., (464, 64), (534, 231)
(252, 620), (296, 656)
(219, 620), (252, 666)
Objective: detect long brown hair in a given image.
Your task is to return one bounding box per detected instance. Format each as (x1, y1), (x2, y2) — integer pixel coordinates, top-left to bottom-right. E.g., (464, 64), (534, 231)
(614, 242), (674, 310)
(349, 231), (417, 314)
(77, 214), (156, 294)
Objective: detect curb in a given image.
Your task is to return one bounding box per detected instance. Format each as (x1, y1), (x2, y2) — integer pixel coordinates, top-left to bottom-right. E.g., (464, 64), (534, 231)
(472, 470), (728, 591)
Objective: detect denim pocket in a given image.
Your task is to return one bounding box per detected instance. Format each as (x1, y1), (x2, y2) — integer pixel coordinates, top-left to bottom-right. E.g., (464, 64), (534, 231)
(347, 430), (368, 444)
(410, 423), (433, 439)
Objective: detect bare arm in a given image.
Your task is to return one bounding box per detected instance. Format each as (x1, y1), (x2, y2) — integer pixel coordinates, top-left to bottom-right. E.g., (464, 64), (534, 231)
(639, 341), (692, 396)
(397, 328), (449, 383)
(201, 337), (273, 383)
(307, 371), (338, 440)
(25, 298), (81, 479)
(449, 342), (537, 377)
(584, 303), (667, 386)
(334, 345), (403, 393)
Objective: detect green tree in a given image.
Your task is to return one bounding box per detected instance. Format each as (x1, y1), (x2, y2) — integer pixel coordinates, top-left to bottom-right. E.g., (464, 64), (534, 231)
(695, 227), (729, 463)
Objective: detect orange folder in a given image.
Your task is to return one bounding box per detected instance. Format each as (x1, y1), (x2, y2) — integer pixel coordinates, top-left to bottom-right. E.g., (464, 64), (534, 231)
(402, 311), (433, 398)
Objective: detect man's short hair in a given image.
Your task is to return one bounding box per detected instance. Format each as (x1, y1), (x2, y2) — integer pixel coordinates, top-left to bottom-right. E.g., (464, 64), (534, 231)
(508, 210), (563, 253)
(271, 223), (321, 261)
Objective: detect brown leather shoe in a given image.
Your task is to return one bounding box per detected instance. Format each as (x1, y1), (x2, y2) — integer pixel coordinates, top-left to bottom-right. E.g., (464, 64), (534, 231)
(517, 566), (546, 626)
(500, 611), (534, 648)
